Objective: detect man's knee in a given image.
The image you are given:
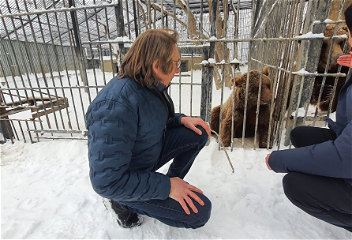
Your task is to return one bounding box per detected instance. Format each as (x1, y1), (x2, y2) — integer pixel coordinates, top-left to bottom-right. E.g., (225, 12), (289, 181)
(282, 172), (304, 202)
(195, 126), (209, 148)
(187, 194), (212, 229)
(289, 127), (303, 147)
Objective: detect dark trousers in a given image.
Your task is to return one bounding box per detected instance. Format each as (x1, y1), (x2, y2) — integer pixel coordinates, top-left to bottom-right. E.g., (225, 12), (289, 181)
(120, 126), (212, 229)
(283, 126), (352, 231)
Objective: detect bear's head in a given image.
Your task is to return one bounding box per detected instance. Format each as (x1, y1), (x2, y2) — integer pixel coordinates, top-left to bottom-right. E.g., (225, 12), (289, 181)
(318, 24), (350, 73)
(233, 67), (272, 108)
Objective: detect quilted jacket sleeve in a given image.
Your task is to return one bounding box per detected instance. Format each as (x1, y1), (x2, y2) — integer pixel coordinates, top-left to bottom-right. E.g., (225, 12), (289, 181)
(269, 120), (352, 180)
(166, 113), (186, 129)
(86, 99), (171, 202)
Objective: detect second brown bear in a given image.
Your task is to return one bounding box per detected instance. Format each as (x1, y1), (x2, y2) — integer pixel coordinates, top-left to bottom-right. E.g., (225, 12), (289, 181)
(211, 68), (273, 148)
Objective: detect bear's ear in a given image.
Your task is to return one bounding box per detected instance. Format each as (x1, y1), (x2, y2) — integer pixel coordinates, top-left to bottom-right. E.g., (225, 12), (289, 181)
(263, 66), (269, 76)
(230, 77), (235, 86)
(235, 77), (243, 87)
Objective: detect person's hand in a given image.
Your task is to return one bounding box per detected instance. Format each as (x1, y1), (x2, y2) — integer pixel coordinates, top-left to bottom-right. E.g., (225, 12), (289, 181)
(337, 52), (352, 68)
(265, 153), (272, 170)
(169, 177), (205, 215)
(180, 116), (211, 136)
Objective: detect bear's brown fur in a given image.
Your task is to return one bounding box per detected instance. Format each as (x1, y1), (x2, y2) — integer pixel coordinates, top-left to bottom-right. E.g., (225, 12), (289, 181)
(211, 67), (273, 148)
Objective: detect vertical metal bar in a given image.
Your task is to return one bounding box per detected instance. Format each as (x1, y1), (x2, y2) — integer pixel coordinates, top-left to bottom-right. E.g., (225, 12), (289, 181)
(25, 120), (34, 143)
(9, 119), (17, 143)
(116, 0), (126, 70)
(153, 0), (156, 29)
(62, 0), (85, 130)
(187, 0), (190, 38)
(253, 40), (265, 149)
(137, 0), (141, 34)
(68, 0), (90, 93)
(190, 52), (194, 116)
(241, 0), (256, 148)
(219, 0), (227, 148)
(201, 0), (216, 123)
(104, 3), (115, 78)
(178, 68), (181, 113)
(17, 121), (26, 143)
(147, 0), (152, 29)
(165, 6), (169, 28)
(92, 0), (107, 85)
(125, 0), (131, 37)
(200, 0), (203, 40)
(161, 0), (164, 28)
(82, 0), (99, 96)
(173, 0), (176, 30)
(133, 0), (139, 37)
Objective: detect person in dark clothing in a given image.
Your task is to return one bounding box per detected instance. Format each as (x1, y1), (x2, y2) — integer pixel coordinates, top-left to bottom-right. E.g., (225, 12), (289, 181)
(265, 4), (352, 232)
(85, 29), (212, 229)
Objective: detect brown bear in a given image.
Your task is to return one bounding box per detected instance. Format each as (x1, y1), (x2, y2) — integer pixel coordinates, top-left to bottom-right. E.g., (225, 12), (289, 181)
(312, 0), (352, 112)
(313, 24), (350, 112)
(211, 67), (273, 148)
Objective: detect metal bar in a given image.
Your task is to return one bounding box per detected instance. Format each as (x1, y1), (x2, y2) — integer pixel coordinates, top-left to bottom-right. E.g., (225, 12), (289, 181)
(82, 0), (99, 96)
(92, 0), (107, 85)
(240, 0), (256, 148)
(25, 120), (34, 143)
(137, 0), (141, 34)
(219, 0), (228, 148)
(161, 0), (164, 28)
(0, 3), (119, 18)
(62, 0), (84, 130)
(68, 0), (90, 93)
(133, 0), (139, 37)
(17, 120), (26, 143)
(190, 52), (194, 116)
(116, 0), (126, 71)
(126, 0), (131, 37)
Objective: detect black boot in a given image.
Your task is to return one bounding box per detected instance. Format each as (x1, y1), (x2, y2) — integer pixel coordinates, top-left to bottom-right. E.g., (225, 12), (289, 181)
(110, 200), (143, 228)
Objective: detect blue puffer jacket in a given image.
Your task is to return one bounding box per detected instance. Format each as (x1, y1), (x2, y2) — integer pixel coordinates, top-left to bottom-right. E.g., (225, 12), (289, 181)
(269, 71), (352, 186)
(85, 76), (184, 201)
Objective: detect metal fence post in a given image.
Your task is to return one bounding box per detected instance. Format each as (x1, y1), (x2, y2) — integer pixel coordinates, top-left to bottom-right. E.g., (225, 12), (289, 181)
(68, 0), (89, 91)
(200, 0), (217, 123)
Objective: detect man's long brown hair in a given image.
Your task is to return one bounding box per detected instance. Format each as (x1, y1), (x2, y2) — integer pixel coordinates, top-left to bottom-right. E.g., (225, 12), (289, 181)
(119, 29), (179, 88)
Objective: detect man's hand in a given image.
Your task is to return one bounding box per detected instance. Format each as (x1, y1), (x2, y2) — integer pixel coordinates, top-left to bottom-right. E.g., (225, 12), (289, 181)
(265, 153), (272, 170)
(180, 116), (211, 136)
(169, 177), (205, 215)
(337, 52), (352, 68)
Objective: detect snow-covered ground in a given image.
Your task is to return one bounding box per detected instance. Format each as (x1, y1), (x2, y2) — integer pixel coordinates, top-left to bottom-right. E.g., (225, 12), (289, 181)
(1, 67), (350, 239)
(1, 137), (351, 239)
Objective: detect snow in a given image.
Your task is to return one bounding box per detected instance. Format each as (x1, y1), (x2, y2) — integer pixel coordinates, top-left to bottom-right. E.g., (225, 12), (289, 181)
(293, 68), (310, 75)
(230, 58), (243, 64)
(296, 32), (324, 39)
(1, 68), (351, 239)
(2, 135), (351, 238)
